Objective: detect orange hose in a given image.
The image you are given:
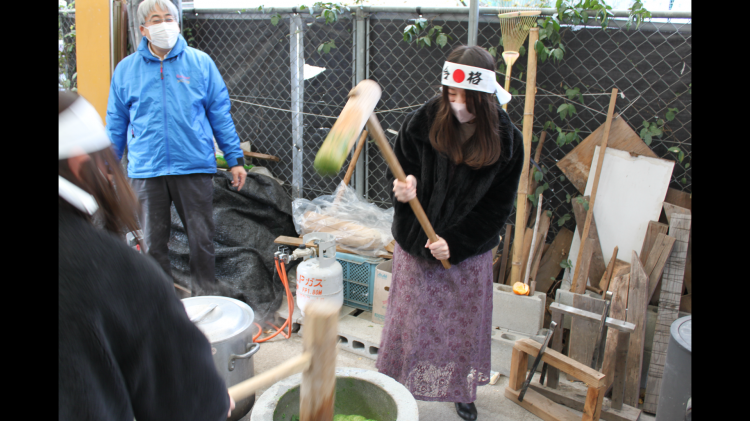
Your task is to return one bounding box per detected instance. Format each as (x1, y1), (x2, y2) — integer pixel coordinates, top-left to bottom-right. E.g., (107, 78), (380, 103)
(253, 257), (295, 343)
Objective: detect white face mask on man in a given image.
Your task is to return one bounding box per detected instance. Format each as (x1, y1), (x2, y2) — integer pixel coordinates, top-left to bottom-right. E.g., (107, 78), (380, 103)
(449, 102), (475, 124)
(146, 21), (180, 50)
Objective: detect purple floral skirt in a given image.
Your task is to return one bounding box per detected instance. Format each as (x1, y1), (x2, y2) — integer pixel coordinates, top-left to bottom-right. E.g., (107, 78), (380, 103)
(375, 243), (493, 403)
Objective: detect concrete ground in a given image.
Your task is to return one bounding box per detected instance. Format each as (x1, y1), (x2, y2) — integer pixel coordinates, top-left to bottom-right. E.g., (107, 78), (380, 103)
(240, 331), (656, 421)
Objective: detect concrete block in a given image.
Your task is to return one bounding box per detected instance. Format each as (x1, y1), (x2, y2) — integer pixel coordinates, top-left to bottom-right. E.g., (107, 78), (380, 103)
(299, 314), (384, 361)
(492, 283), (546, 336)
(490, 327), (549, 377)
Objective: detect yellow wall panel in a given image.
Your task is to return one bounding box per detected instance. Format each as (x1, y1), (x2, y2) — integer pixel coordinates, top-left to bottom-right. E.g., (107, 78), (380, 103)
(75, 0), (111, 124)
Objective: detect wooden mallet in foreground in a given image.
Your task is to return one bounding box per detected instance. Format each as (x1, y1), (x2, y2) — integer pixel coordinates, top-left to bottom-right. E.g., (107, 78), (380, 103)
(227, 301), (339, 421)
(313, 79), (451, 269)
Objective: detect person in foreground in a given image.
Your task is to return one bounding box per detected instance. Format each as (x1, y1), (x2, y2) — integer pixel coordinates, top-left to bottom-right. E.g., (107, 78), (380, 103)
(375, 45), (524, 421)
(58, 91), (234, 421)
(106, 0), (246, 295)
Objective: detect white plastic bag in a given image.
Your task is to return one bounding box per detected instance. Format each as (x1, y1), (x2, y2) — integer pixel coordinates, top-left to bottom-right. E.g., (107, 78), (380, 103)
(292, 182), (394, 258)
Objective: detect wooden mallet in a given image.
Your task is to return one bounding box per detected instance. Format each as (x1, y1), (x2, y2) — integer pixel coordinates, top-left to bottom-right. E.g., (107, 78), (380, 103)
(227, 301), (339, 421)
(314, 79), (451, 269)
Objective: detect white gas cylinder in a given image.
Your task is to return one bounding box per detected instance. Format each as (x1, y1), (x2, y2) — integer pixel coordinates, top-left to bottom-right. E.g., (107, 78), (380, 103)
(295, 233), (344, 317)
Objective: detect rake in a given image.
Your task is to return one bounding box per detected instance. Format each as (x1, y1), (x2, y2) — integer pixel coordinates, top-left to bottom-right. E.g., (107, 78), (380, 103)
(497, 9), (540, 111)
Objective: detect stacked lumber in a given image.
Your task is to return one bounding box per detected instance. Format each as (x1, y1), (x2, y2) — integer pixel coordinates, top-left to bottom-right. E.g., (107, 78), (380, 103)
(497, 108), (691, 420)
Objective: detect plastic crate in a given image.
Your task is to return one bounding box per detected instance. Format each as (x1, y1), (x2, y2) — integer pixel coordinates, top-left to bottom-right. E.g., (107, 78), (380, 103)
(335, 252), (385, 312)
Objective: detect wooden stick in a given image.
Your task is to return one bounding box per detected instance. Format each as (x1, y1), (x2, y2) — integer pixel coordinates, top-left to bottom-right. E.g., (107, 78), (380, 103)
(524, 193), (543, 287)
(524, 131), (547, 228)
(509, 27), (539, 285)
(599, 246), (619, 294)
(342, 130), (368, 187)
(299, 302), (339, 421)
(570, 88), (618, 292)
(242, 150), (281, 162)
(366, 113), (450, 269)
(228, 352), (312, 402)
(497, 224), (513, 285)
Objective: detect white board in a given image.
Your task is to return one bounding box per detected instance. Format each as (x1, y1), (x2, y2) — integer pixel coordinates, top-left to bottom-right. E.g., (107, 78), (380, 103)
(561, 147), (675, 291)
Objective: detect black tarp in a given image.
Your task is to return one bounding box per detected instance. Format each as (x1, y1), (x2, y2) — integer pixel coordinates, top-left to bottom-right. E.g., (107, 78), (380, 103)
(169, 171), (299, 322)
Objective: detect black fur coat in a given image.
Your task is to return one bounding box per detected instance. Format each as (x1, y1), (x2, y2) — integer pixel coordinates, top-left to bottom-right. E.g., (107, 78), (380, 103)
(391, 97), (525, 265)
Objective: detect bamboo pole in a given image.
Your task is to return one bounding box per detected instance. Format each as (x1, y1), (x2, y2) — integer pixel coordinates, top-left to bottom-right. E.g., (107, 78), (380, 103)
(570, 89), (618, 292)
(509, 27), (539, 285)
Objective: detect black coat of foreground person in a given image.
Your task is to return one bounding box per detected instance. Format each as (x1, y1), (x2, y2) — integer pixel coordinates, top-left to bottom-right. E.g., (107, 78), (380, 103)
(58, 90), (231, 421)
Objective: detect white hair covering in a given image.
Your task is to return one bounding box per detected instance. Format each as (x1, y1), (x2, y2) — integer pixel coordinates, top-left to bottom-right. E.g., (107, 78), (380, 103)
(58, 96), (110, 215)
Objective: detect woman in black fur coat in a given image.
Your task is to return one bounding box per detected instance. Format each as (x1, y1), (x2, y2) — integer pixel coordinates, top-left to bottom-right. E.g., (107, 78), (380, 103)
(375, 46), (525, 420)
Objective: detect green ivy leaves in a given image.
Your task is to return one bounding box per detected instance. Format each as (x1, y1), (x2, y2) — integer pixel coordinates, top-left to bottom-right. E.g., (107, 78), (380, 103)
(557, 103), (577, 120)
(668, 146), (685, 163)
(665, 107), (679, 122)
(404, 20), (451, 48)
(317, 40), (337, 55)
(639, 120), (663, 146)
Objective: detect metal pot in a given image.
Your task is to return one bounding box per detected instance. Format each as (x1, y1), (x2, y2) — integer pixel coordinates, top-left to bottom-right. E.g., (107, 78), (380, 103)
(183, 296), (261, 421)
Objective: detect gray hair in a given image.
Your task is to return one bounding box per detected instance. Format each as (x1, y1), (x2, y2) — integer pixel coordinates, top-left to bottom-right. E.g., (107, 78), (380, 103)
(137, 0), (180, 26)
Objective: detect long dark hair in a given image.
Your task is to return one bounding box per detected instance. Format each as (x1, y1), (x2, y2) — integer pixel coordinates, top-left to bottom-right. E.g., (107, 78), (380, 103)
(59, 91), (141, 237)
(429, 45), (503, 169)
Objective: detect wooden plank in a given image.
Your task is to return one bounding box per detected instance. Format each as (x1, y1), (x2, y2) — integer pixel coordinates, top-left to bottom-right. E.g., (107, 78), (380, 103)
(662, 192), (691, 295)
(498, 224), (513, 285)
(582, 386), (604, 421)
(639, 221), (668, 264)
(274, 236), (392, 259)
(571, 239), (595, 293)
(505, 386), (582, 421)
(509, 346), (529, 391)
(663, 188), (691, 210)
(598, 246), (619, 294)
(572, 196), (607, 288)
(611, 331), (630, 410)
(623, 250), (649, 408)
(546, 311), (565, 389)
(642, 213), (691, 414)
(600, 274), (629, 392)
(611, 260), (631, 279)
(662, 202), (692, 296)
(530, 383), (642, 421)
(530, 212), (553, 286)
(662, 202), (691, 224)
(242, 150), (281, 162)
(537, 228), (575, 293)
(679, 293), (691, 313)
(514, 338), (606, 389)
(556, 113), (658, 194)
(644, 233), (676, 303)
(549, 303), (635, 333)
(569, 294), (606, 366)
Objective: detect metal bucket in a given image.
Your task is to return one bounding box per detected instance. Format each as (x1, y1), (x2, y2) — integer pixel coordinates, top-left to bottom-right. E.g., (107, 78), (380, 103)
(655, 315), (691, 421)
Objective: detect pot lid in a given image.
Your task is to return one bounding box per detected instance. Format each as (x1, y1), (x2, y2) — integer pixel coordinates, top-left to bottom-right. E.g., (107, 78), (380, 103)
(671, 315), (691, 352)
(182, 296), (255, 343)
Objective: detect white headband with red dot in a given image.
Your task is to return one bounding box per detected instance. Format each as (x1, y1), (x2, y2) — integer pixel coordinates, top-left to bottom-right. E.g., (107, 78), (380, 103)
(441, 61), (512, 105)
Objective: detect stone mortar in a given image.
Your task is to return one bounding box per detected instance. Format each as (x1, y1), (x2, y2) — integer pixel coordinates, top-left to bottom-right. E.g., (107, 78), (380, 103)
(250, 367), (418, 421)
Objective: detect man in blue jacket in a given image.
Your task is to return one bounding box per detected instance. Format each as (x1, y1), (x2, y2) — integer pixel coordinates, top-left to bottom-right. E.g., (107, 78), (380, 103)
(106, 0), (246, 295)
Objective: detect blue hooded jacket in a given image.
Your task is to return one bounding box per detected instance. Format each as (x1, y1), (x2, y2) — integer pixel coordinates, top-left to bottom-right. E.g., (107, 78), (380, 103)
(106, 35), (244, 178)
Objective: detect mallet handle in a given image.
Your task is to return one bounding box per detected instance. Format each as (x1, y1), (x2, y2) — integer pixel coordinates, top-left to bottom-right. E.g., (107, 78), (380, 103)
(366, 113), (451, 269)
(228, 351), (312, 402)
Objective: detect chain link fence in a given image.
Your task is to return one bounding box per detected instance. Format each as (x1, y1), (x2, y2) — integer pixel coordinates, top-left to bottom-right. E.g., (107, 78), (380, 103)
(58, 6), (691, 249)
(58, 10), (77, 90)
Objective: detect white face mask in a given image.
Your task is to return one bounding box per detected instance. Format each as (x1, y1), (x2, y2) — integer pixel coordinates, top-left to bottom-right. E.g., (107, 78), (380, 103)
(146, 21), (180, 50)
(449, 102), (475, 123)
